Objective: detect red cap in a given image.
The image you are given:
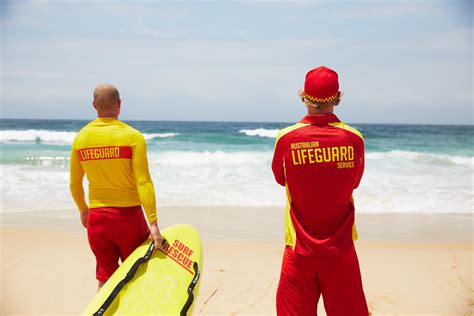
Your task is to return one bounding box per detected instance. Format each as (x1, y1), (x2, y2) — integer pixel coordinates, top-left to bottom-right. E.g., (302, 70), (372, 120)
(303, 66), (339, 103)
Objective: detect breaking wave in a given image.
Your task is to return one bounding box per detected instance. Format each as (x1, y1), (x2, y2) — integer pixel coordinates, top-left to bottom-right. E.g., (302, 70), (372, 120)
(239, 128), (279, 138)
(0, 129), (178, 145)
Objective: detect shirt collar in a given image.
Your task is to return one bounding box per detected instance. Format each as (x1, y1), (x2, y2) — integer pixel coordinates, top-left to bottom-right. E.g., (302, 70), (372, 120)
(300, 114), (340, 126)
(95, 117), (118, 123)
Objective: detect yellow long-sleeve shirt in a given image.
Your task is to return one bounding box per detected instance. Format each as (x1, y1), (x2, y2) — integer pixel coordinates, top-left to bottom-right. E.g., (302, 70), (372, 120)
(69, 117), (157, 223)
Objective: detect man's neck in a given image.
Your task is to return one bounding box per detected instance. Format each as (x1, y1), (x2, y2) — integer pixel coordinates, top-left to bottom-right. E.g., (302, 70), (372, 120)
(307, 106), (334, 116)
(97, 112), (118, 119)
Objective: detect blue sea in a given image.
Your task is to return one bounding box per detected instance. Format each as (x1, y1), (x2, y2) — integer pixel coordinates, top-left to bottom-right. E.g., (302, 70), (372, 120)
(0, 119), (472, 214)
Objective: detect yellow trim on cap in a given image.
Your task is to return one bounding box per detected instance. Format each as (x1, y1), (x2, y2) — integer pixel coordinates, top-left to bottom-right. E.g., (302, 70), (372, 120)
(304, 92), (338, 103)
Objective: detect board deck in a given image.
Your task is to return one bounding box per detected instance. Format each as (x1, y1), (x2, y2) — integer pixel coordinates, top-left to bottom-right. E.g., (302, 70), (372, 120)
(82, 224), (203, 315)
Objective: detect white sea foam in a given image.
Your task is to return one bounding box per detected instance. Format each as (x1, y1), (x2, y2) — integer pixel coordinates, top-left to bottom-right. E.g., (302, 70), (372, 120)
(239, 128), (279, 138)
(148, 150), (270, 166)
(0, 129), (178, 145)
(1, 149), (472, 213)
(144, 132), (179, 140)
(148, 149), (474, 168)
(26, 156), (69, 160)
(366, 150), (473, 167)
(0, 165), (73, 212)
(0, 130), (77, 144)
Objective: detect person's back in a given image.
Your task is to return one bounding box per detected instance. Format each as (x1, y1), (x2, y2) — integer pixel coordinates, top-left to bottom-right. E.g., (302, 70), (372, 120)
(70, 84), (162, 290)
(272, 66), (369, 315)
(272, 114), (364, 256)
(72, 118), (151, 212)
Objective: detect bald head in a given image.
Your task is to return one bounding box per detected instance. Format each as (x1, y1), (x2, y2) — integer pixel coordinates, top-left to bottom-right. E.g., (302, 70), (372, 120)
(93, 84), (120, 111)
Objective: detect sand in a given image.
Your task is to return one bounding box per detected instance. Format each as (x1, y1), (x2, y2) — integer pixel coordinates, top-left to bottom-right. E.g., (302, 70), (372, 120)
(1, 208), (473, 315)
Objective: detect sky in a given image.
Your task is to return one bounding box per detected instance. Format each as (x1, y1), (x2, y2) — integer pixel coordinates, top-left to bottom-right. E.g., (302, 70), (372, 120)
(0, 0), (472, 124)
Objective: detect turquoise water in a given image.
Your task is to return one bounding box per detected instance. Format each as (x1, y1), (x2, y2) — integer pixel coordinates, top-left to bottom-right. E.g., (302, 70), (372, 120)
(1, 119), (472, 213)
(1, 119), (473, 158)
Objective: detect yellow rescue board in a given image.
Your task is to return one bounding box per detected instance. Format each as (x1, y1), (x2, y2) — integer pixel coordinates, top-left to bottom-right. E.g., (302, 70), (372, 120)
(82, 224), (203, 316)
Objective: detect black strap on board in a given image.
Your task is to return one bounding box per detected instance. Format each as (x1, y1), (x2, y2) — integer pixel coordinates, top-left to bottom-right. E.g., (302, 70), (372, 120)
(93, 242), (156, 316)
(180, 261), (201, 316)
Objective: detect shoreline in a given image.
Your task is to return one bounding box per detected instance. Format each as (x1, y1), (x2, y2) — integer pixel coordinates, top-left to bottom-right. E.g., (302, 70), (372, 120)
(1, 207), (472, 242)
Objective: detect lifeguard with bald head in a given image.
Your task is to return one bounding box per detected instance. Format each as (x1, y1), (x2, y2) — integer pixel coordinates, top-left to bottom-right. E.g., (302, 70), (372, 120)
(92, 84), (121, 117)
(70, 84), (163, 290)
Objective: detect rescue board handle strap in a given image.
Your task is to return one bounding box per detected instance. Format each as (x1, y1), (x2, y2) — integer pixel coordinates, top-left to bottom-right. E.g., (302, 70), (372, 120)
(180, 261), (201, 316)
(93, 241), (156, 316)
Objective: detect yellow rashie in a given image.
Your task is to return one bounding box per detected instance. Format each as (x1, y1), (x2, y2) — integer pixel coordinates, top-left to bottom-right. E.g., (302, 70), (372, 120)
(70, 117), (157, 223)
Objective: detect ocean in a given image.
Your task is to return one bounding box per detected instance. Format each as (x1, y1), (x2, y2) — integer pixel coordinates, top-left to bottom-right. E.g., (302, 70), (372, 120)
(0, 119), (472, 214)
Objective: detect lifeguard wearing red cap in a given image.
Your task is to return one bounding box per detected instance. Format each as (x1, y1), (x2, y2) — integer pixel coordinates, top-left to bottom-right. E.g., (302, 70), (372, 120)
(303, 66), (339, 103)
(272, 65), (369, 315)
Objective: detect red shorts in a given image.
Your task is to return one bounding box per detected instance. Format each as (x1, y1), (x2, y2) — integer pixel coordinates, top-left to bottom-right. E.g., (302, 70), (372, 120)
(276, 245), (369, 316)
(87, 206), (150, 282)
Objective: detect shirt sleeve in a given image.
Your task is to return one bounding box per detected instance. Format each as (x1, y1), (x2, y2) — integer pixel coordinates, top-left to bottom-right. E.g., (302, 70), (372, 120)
(69, 145), (88, 212)
(353, 137), (365, 189)
(272, 132), (286, 186)
(132, 134), (157, 224)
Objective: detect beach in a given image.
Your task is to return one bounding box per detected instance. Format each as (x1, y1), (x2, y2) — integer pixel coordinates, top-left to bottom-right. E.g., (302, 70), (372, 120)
(2, 0), (473, 314)
(1, 208), (473, 315)
(1, 120), (473, 315)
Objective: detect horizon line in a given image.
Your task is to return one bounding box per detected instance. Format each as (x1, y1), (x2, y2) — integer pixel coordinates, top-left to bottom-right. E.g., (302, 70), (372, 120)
(0, 117), (472, 127)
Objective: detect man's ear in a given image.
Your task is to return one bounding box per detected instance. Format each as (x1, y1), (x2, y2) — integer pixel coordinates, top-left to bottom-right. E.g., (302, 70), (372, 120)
(117, 99), (121, 109)
(92, 101), (97, 110)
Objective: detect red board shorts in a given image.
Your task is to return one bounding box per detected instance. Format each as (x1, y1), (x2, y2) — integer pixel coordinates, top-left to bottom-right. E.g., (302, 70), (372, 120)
(276, 245), (369, 316)
(87, 205), (149, 282)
